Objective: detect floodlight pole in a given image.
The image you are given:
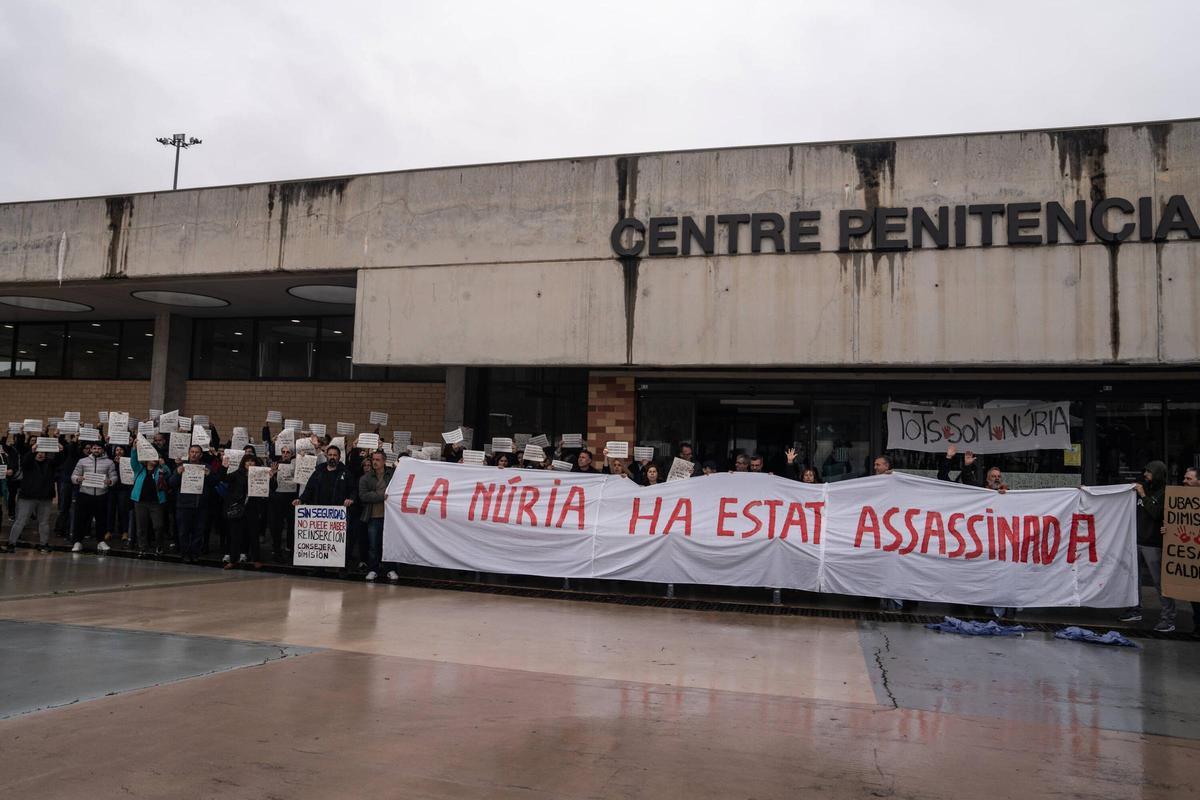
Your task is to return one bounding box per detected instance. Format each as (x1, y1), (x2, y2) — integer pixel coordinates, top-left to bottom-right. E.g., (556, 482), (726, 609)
(155, 133), (203, 190)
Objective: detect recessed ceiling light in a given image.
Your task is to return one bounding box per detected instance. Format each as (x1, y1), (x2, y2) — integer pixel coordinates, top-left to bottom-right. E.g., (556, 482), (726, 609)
(144, 333), (153, 337)
(127, 356), (133, 360)
(231, 349), (239, 353)
(18, 350), (26, 354)
(290, 319), (301, 323)
(344, 356), (352, 359)
(91, 323), (101, 327)
(130, 290), (228, 308)
(233, 331), (243, 336)
(3, 324), (12, 329)
(287, 284), (355, 305)
(0, 296), (93, 313)
(332, 330), (343, 334)
(39, 343), (47, 347)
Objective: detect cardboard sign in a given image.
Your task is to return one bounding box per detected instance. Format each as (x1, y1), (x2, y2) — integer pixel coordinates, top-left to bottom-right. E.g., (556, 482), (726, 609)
(492, 437), (514, 454)
(135, 436), (159, 462)
(356, 432), (381, 451)
(551, 460), (573, 472)
(119, 457), (134, 485)
(266, 410), (283, 424)
(35, 436), (60, 453)
(309, 423), (326, 437)
(336, 422), (355, 436)
(294, 454), (318, 489)
(248, 466), (271, 498)
(369, 411), (388, 425)
(462, 449), (486, 465)
(108, 429), (130, 446)
(634, 446), (655, 462)
(562, 433), (583, 449)
(667, 457), (694, 482)
(81, 471), (108, 490)
(63, 411), (81, 423)
(522, 443), (546, 463)
(181, 464), (206, 495)
(606, 441), (629, 459)
(191, 425), (210, 448)
(168, 432), (191, 460)
(442, 428), (464, 444)
(293, 505), (347, 567)
(1163, 486), (1200, 602)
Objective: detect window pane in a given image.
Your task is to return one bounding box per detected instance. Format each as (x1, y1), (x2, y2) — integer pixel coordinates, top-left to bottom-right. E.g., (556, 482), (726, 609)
(119, 320), (154, 379)
(481, 368), (587, 444)
(316, 317), (352, 379)
(0, 324), (13, 377)
(192, 318), (253, 379)
(14, 323), (65, 377)
(1166, 400), (1200, 483)
(813, 399), (872, 481)
(67, 321), (120, 378)
(1096, 401), (1163, 485)
(256, 318), (315, 378)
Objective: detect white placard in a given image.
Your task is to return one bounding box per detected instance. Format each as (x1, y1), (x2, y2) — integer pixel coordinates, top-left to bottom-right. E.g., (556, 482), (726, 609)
(551, 459), (573, 471)
(356, 432), (381, 451)
(522, 443), (546, 463)
(98, 411), (109, 423)
(462, 449), (486, 465)
(369, 411), (388, 425)
(35, 436), (60, 453)
(441, 428), (463, 444)
(393, 431), (412, 449)
(296, 437), (316, 455)
(276, 462), (297, 491)
(886, 401), (1073, 454)
(492, 437), (514, 453)
(529, 434), (550, 448)
(562, 433), (584, 449)
(79, 427), (100, 442)
(293, 505), (347, 567)
(148, 408), (163, 420)
(108, 429), (130, 446)
(248, 466), (271, 498)
(48, 416), (62, 427)
(8, 422), (22, 434)
(57, 420), (80, 434)
(513, 433), (531, 450)
(230, 427), (249, 453)
(284, 418), (303, 431)
(253, 442), (268, 458)
(330, 436), (346, 454)
(181, 464), (206, 495)
(109, 412), (128, 432)
(81, 471), (107, 489)
(135, 436), (158, 462)
(178, 416), (193, 432)
(460, 426), (474, 447)
(138, 421), (156, 438)
(23, 419), (42, 433)
(293, 454), (318, 490)
(63, 411), (81, 423)
(667, 457), (694, 482)
(193, 414), (209, 427)
(422, 445), (442, 460)
(380, 442), (394, 455)
(169, 431), (191, 460)
(309, 423), (326, 437)
(158, 410), (179, 433)
(119, 457), (134, 485)
(275, 428), (296, 452)
(192, 425), (210, 448)
(606, 441), (629, 459)
(634, 446), (655, 462)
(266, 410), (283, 424)
(336, 422), (355, 435)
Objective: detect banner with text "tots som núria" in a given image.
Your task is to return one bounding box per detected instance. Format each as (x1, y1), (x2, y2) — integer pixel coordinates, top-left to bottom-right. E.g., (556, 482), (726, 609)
(886, 401), (1072, 454)
(383, 461), (1136, 608)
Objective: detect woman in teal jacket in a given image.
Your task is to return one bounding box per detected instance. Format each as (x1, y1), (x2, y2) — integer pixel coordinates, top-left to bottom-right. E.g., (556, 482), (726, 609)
(131, 446), (171, 556)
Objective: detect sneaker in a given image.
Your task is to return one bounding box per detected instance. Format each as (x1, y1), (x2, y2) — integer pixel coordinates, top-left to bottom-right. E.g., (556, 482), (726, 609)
(238, 554), (248, 564)
(97, 541), (110, 554)
(70, 542), (83, 553)
(386, 570), (399, 581)
(1154, 621), (1176, 633)
(37, 545), (51, 554)
(222, 554), (231, 564)
(364, 571), (378, 582)
(1118, 610), (1142, 623)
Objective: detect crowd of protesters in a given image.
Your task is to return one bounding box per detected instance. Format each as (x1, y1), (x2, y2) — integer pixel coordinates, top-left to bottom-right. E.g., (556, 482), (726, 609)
(0, 416), (1195, 632)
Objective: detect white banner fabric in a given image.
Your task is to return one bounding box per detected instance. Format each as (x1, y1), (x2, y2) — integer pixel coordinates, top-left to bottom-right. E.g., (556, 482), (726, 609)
(886, 401), (1072, 454)
(384, 462), (1137, 608)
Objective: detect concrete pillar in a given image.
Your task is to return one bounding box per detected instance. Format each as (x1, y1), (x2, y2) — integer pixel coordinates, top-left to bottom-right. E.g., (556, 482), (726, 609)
(148, 312), (192, 413)
(443, 366), (466, 431)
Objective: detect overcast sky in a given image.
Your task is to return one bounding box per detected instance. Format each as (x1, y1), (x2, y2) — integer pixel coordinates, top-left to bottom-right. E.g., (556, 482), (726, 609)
(1, 0), (1196, 202)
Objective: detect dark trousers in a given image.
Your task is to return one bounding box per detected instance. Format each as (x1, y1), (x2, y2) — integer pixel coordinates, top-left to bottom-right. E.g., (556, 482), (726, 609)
(109, 489), (131, 538)
(230, 501), (265, 561)
(365, 517), (383, 571)
(347, 514), (367, 567)
(55, 476), (74, 532)
(73, 492), (109, 543)
(176, 504), (207, 560)
(268, 494), (295, 556)
(134, 501), (166, 551)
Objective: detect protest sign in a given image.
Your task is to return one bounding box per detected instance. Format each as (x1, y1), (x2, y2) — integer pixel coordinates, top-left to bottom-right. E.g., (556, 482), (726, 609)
(266, 410), (283, 424)
(135, 436), (158, 462)
(492, 437), (514, 453)
(442, 428), (463, 444)
(522, 443), (546, 463)
(275, 428), (296, 452)
(56, 420), (79, 434)
(230, 427), (249, 453)
(169, 432), (191, 460)
(108, 429), (130, 446)
(79, 427), (100, 442)
(35, 436), (60, 453)
(462, 449), (486, 465)
(356, 432), (381, 451)
(296, 437), (316, 455)
(159, 410), (179, 433)
(529, 434), (550, 449)
(310, 423), (326, 437)
(667, 457), (694, 482)
(606, 441), (629, 459)
(394, 431), (412, 450)
(284, 418), (303, 431)
(886, 401), (1072, 454)
(1163, 486), (1200, 602)
(562, 433), (583, 449)
(191, 425), (210, 448)
(330, 436), (346, 454)
(336, 422), (355, 436)
(64, 411), (81, 423)
(422, 445), (442, 460)
(551, 460), (573, 471)
(248, 466), (271, 498)
(253, 442), (268, 458)
(384, 463), (1137, 608)
(138, 421), (156, 438)
(193, 414), (209, 427)
(514, 433), (531, 451)
(460, 427), (474, 447)
(294, 454), (318, 489)
(634, 446), (655, 462)
(369, 411), (388, 425)
(119, 457), (134, 485)
(178, 416), (193, 432)
(109, 412), (129, 432)
(23, 419), (42, 433)
(149, 408), (163, 420)
(181, 464), (206, 495)
(294, 505), (347, 567)
(98, 411), (110, 423)
(81, 471), (108, 490)
(7, 422), (21, 434)
(48, 417), (62, 428)
(276, 462), (297, 491)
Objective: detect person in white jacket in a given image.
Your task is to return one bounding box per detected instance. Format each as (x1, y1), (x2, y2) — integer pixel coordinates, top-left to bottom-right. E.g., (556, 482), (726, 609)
(71, 442), (118, 553)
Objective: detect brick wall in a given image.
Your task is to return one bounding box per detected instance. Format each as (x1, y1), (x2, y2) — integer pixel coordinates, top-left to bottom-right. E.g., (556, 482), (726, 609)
(182, 381), (446, 444)
(0, 380), (151, 426)
(586, 373), (636, 448)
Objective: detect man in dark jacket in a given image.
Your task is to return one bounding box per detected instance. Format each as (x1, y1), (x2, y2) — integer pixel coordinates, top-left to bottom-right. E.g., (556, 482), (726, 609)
(4, 439), (62, 552)
(170, 445), (212, 563)
(295, 445), (355, 508)
(1120, 460), (1173, 631)
(358, 451), (396, 582)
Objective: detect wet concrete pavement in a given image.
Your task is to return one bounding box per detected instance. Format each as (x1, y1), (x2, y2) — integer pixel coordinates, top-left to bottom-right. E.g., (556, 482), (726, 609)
(1, 549), (1197, 798)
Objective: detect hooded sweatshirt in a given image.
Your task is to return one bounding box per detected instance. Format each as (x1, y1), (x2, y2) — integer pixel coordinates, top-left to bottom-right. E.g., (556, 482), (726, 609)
(1136, 460), (1167, 547)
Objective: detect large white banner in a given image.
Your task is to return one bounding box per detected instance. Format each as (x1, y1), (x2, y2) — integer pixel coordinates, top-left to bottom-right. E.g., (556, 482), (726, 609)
(384, 461), (1137, 607)
(886, 401), (1072, 454)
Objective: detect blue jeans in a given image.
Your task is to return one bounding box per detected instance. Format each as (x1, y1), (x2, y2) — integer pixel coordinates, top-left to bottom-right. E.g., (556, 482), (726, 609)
(365, 517), (383, 571)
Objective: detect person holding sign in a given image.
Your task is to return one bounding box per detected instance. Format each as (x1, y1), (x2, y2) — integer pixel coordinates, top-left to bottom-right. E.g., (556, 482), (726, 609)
(1119, 460), (1174, 631)
(130, 441), (172, 556)
(268, 444), (298, 560)
(220, 452), (268, 569)
(170, 445), (212, 564)
(3, 436), (63, 553)
(107, 445), (133, 544)
(358, 450), (398, 582)
(69, 442), (117, 553)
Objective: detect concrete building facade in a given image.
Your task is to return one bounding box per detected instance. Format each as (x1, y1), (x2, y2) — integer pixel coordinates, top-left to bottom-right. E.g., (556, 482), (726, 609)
(1, 119), (1198, 485)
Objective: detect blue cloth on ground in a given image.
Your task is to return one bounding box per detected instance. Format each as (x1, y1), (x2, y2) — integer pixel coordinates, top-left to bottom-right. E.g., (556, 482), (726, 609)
(1053, 626), (1139, 648)
(925, 616), (1029, 636)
